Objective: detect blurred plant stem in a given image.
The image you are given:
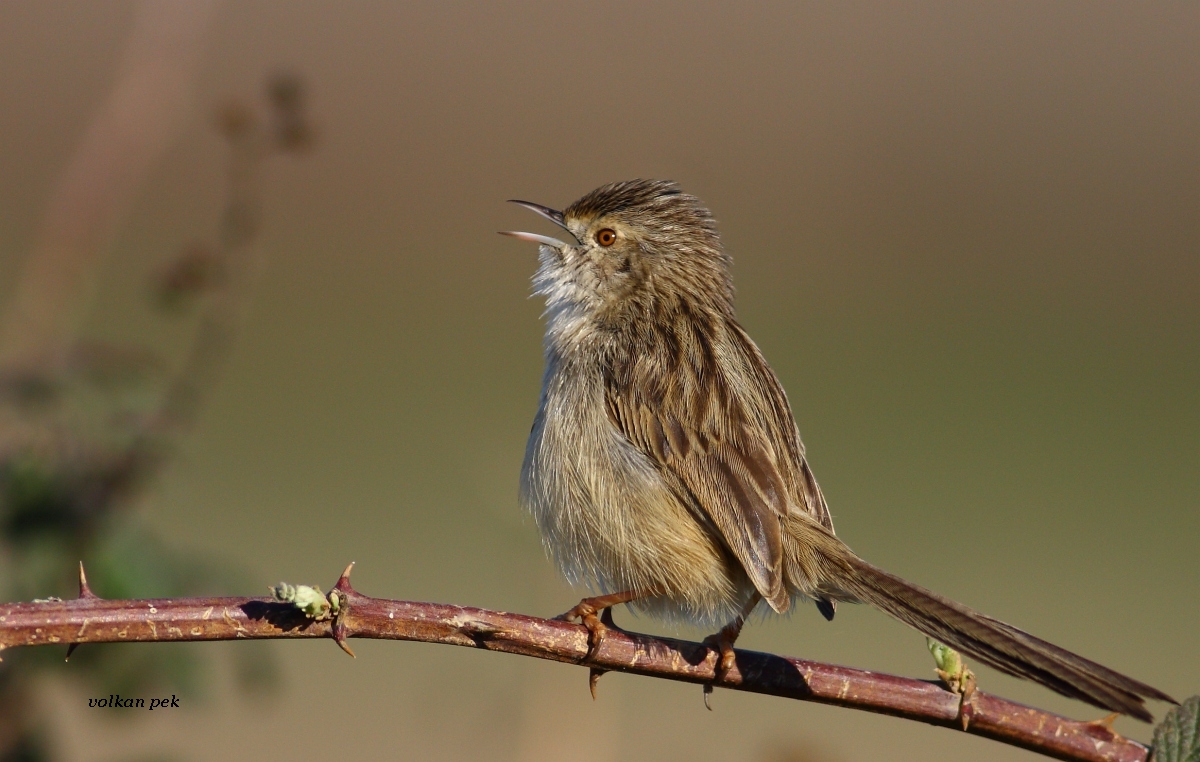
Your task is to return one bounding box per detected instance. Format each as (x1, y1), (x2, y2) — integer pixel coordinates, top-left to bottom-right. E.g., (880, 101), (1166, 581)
(0, 0), (220, 368)
(0, 2), (314, 755)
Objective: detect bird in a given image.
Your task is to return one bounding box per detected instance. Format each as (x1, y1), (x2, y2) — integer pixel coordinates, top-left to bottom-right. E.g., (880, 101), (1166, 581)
(501, 179), (1174, 721)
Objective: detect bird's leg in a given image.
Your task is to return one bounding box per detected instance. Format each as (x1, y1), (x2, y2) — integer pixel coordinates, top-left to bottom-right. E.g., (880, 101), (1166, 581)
(703, 592), (762, 696)
(556, 589), (646, 662)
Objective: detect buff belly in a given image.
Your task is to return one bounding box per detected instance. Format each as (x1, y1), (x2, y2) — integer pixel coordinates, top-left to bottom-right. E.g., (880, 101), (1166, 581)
(520, 364), (757, 629)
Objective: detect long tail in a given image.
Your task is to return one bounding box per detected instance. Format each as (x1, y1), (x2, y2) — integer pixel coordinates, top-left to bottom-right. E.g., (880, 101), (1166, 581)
(792, 523), (1176, 721)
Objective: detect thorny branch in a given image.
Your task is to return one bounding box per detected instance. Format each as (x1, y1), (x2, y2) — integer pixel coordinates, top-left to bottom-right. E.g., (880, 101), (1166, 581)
(0, 563), (1153, 762)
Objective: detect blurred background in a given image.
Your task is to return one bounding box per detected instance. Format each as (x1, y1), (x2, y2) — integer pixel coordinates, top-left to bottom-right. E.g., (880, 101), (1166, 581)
(0, 1), (1196, 760)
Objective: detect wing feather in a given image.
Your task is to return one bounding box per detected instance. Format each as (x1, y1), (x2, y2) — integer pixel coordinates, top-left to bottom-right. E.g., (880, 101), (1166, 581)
(603, 311), (828, 614)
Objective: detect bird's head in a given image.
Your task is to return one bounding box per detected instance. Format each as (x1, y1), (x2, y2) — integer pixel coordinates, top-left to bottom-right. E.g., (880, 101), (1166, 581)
(501, 180), (733, 333)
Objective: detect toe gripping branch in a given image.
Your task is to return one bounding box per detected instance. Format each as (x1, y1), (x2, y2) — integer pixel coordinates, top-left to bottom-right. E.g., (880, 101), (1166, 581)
(555, 599), (622, 700)
(588, 609), (617, 699)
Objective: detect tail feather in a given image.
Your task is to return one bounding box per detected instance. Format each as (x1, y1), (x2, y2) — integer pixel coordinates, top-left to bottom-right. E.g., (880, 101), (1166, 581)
(816, 545), (1175, 721)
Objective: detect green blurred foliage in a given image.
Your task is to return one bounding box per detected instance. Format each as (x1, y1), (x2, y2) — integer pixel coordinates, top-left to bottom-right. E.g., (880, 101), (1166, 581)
(0, 74), (311, 762)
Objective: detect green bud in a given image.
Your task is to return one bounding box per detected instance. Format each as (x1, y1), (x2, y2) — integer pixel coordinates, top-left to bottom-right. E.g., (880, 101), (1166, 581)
(927, 638), (963, 674)
(270, 582), (331, 620)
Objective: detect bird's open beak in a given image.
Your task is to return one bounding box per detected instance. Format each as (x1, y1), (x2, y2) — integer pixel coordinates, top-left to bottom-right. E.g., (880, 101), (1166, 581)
(499, 229), (568, 247)
(508, 200), (567, 229)
(499, 199), (578, 248)
(498, 230), (569, 248)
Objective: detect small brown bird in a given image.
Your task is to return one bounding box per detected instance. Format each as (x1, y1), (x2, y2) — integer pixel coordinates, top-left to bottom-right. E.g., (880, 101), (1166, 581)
(502, 179), (1174, 721)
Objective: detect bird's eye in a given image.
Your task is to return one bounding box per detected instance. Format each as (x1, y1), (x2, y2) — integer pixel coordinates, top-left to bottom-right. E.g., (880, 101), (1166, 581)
(595, 229), (617, 247)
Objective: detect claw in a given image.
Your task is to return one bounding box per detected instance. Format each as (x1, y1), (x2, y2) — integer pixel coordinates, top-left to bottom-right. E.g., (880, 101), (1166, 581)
(559, 601), (608, 660)
(699, 593), (760, 708)
(559, 604), (607, 697)
(700, 625), (739, 711)
(702, 627), (740, 684)
(555, 590), (645, 695)
(718, 642), (736, 678)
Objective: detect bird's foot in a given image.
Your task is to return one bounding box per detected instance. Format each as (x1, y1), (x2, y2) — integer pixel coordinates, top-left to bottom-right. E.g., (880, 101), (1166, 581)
(701, 620), (745, 710)
(556, 599), (620, 662)
(555, 590), (646, 700)
(699, 595), (760, 710)
(557, 603), (624, 699)
(702, 627), (739, 683)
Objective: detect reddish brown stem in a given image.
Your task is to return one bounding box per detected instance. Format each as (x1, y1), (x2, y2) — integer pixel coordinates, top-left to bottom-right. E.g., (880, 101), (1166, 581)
(0, 567), (1149, 762)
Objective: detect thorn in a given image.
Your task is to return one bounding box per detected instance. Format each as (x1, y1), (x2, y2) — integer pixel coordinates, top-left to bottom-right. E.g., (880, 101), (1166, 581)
(334, 562), (356, 593)
(703, 683), (714, 711)
(65, 643), (79, 661)
(589, 667), (607, 700)
(77, 562), (97, 599)
(1082, 712), (1122, 740)
(1088, 712), (1120, 730)
(333, 622), (355, 658)
(329, 569), (353, 656)
(954, 672), (977, 730)
(960, 696), (973, 730)
(599, 607), (616, 628)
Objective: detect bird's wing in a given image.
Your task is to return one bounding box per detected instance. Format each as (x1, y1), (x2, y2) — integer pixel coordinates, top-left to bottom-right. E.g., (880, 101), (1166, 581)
(728, 320), (834, 533)
(603, 317), (821, 613)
